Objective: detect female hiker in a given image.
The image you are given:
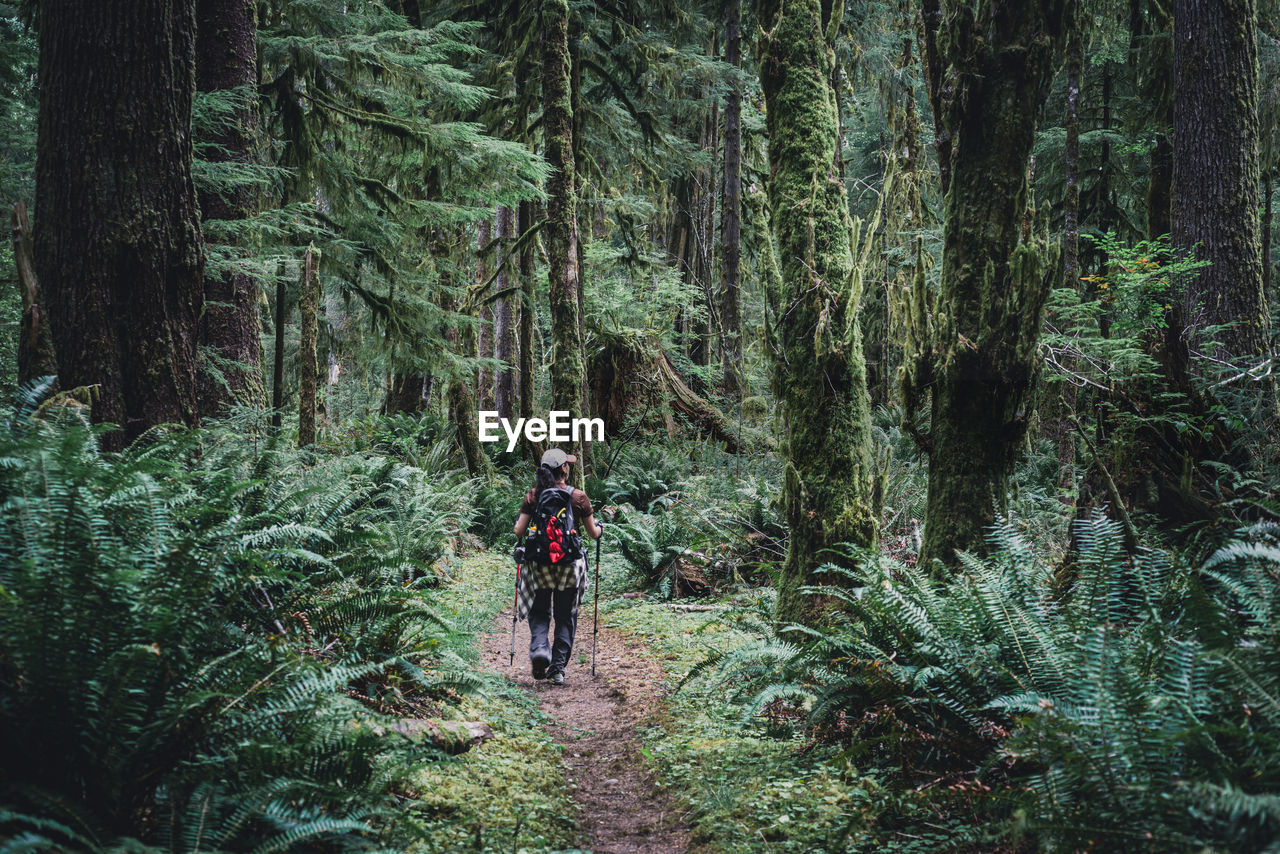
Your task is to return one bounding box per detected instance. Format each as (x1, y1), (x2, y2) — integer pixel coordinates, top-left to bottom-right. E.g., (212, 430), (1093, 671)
(513, 448), (604, 685)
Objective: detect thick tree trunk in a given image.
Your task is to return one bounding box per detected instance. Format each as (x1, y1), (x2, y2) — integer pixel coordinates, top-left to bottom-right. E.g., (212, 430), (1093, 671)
(719, 0), (744, 396)
(541, 0), (588, 488)
(297, 247), (318, 447)
(35, 0), (205, 445)
(495, 205), (517, 420)
(917, 0), (1067, 570)
(1173, 0), (1268, 359)
(756, 0), (878, 625)
(195, 0), (263, 415)
(11, 202), (57, 386)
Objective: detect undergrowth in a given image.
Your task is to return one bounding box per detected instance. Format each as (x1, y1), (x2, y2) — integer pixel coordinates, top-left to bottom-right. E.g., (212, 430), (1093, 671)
(0, 401), (484, 852)
(689, 514), (1280, 851)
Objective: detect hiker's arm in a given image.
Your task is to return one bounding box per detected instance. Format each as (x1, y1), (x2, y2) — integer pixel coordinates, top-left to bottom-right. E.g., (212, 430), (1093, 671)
(583, 513), (603, 540)
(514, 512), (531, 537)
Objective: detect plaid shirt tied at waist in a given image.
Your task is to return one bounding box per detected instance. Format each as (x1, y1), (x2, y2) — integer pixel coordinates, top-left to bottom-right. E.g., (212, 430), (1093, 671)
(514, 554), (588, 622)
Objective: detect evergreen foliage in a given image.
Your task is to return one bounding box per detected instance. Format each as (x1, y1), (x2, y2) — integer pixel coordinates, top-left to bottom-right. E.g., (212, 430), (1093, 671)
(692, 515), (1280, 850)
(0, 397), (480, 851)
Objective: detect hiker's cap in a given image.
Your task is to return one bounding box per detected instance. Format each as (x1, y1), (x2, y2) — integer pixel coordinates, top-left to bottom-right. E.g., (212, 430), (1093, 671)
(540, 448), (578, 468)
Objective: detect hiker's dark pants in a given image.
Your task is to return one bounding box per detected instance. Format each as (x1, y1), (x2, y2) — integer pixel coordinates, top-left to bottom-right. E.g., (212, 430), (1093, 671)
(529, 587), (578, 672)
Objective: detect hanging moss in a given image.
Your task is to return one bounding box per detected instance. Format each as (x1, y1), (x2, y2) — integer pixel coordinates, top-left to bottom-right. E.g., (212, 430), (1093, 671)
(756, 0), (878, 626)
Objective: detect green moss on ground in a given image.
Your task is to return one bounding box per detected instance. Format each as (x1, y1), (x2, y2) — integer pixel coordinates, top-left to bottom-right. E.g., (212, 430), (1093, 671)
(596, 554), (872, 853)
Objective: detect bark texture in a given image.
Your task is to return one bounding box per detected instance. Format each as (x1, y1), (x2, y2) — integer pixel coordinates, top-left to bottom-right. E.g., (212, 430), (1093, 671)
(494, 205), (517, 420)
(915, 0), (1067, 570)
(297, 248), (318, 447)
(35, 0), (205, 444)
(476, 218), (494, 411)
(541, 0), (588, 487)
(1173, 0), (1268, 359)
(518, 200), (539, 461)
(757, 0), (878, 624)
(720, 0), (744, 396)
(195, 0), (263, 415)
(271, 269), (285, 428)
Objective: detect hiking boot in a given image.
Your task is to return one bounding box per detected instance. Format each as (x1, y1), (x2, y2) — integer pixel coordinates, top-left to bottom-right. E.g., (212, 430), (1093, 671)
(531, 653), (550, 680)
(549, 669), (565, 686)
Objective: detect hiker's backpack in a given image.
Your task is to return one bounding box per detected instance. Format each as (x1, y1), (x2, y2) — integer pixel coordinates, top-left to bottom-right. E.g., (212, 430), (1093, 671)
(524, 486), (582, 565)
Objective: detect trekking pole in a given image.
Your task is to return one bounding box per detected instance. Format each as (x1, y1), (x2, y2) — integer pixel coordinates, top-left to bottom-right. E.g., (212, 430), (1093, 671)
(509, 558), (520, 667)
(591, 526), (602, 676)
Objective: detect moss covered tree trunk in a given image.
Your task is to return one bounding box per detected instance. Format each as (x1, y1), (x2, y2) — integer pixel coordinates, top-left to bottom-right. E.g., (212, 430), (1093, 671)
(518, 200), (539, 461)
(541, 0), (587, 488)
(476, 217), (494, 411)
(1058, 0), (1082, 494)
(916, 0), (1067, 570)
(35, 0), (204, 446)
(297, 247), (318, 448)
(441, 260), (493, 479)
(195, 0), (263, 415)
(271, 269), (286, 429)
(719, 0), (744, 397)
(1173, 0), (1268, 359)
(756, 0), (878, 624)
(495, 205), (517, 420)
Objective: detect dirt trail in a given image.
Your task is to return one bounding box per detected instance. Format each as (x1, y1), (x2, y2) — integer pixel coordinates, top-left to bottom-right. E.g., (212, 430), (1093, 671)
(479, 605), (690, 854)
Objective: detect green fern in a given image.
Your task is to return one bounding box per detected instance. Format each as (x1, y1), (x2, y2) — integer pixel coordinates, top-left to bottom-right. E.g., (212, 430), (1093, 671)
(0, 411), (484, 852)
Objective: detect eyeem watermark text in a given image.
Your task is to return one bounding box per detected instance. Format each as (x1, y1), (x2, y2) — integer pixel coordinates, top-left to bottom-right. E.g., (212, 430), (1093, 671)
(478, 411), (604, 452)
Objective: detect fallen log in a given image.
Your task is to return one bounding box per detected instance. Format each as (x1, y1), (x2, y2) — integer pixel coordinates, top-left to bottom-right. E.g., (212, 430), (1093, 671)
(374, 719), (494, 755)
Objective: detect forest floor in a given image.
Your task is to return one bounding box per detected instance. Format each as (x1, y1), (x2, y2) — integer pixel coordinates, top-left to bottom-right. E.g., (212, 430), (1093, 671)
(437, 546), (865, 854)
(478, 605), (690, 853)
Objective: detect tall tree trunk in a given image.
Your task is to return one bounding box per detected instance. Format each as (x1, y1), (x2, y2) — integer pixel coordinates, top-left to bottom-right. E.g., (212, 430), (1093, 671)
(1058, 0), (1082, 496)
(195, 0), (263, 415)
(439, 242), (493, 478)
(518, 200), (538, 460)
(1173, 0), (1268, 359)
(476, 217), (494, 411)
(757, 0), (878, 625)
(297, 247), (318, 447)
(35, 0), (205, 446)
(691, 87), (718, 370)
(568, 25), (595, 479)
(916, 0), (1067, 570)
(719, 0), (744, 396)
(495, 205), (517, 421)
(11, 202), (57, 386)
(1148, 136), (1174, 239)
(541, 0), (588, 488)
(1133, 0), (1174, 240)
(1265, 172), (1274, 303)
(271, 269), (285, 429)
